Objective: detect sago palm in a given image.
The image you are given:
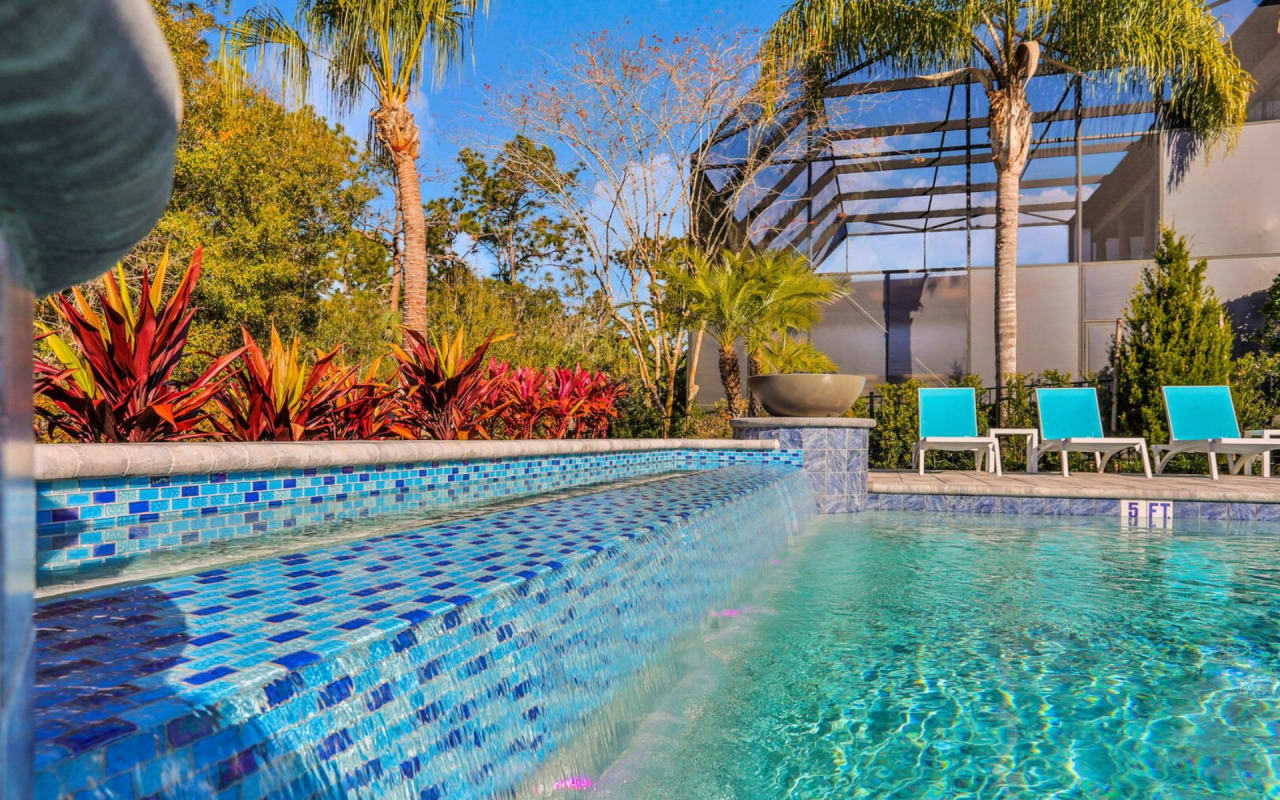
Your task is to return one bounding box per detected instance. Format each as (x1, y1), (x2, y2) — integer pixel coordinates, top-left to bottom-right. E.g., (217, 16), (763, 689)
(761, 0), (1253, 388)
(665, 247), (847, 416)
(223, 0), (488, 334)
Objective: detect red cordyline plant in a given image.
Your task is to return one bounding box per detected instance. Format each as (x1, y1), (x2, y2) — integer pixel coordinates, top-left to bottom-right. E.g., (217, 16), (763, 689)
(484, 360), (550, 439)
(481, 361), (625, 439)
(391, 328), (512, 440)
(34, 248), (244, 442)
(211, 327), (353, 441)
(544, 366), (625, 438)
(325, 357), (414, 440)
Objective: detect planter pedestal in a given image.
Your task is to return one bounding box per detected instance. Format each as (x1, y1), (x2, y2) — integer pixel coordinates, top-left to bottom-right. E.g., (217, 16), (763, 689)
(732, 417), (875, 513)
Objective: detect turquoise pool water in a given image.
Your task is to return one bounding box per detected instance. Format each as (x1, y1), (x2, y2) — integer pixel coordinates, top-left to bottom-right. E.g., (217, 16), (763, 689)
(590, 512), (1280, 799)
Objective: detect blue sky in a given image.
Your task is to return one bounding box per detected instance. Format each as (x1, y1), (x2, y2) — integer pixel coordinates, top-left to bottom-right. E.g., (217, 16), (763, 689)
(224, 0), (791, 200)
(217, 0), (1266, 273)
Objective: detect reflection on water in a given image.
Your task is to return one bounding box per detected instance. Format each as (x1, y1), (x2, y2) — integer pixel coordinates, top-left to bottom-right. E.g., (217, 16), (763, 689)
(574, 512), (1280, 800)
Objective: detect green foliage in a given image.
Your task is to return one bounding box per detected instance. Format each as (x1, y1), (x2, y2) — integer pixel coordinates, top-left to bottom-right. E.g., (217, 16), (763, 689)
(1258, 274), (1280, 354)
(116, 1), (384, 363)
(761, 0), (1252, 153)
(423, 275), (631, 374)
(662, 246), (848, 414)
(1113, 229), (1234, 445)
(427, 136), (583, 285)
(1230, 352), (1280, 431)
(758, 334), (838, 375)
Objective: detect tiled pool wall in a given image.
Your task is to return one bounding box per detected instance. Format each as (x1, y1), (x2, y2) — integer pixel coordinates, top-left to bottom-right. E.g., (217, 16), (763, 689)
(868, 492), (1280, 521)
(35, 467), (813, 799)
(36, 447), (801, 579)
(731, 420), (871, 513)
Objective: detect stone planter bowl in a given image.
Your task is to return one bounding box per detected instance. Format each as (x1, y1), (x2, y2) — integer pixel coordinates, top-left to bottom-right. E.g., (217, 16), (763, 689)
(748, 373), (867, 418)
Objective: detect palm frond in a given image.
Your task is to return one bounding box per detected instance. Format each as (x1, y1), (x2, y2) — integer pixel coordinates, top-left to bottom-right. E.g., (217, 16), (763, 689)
(1043, 0), (1252, 149)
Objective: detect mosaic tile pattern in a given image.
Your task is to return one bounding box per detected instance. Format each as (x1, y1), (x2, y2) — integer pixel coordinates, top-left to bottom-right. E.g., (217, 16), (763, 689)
(34, 465), (813, 799)
(866, 492), (1280, 521)
(734, 426), (869, 513)
(37, 448), (802, 578)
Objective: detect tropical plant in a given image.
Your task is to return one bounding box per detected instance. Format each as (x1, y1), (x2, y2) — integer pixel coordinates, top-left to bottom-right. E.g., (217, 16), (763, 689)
(663, 246), (847, 416)
(223, 0), (489, 333)
(758, 333), (838, 375)
(543, 366), (626, 439)
(392, 328), (510, 439)
(34, 249), (242, 442)
(327, 357), (414, 440)
(762, 0), (1254, 388)
(484, 362), (549, 439)
(1113, 228), (1233, 446)
(124, 2), (384, 365)
(212, 327), (354, 441)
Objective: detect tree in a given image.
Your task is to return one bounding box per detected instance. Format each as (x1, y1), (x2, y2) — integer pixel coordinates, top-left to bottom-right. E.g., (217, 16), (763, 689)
(498, 29), (795, 433)
(762, 0), (1253, 389)
(451, 136), (584, 285)
(663, 247), (847, 416)
(1257, 273), (1280, 353)
(95, 1), (381, 363)
(224, 0), (489, 333)
(1113, 228), (1233, 445)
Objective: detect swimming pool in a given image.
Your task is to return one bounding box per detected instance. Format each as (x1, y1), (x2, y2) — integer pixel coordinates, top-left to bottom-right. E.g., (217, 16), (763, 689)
(581, 512), (1280, 799)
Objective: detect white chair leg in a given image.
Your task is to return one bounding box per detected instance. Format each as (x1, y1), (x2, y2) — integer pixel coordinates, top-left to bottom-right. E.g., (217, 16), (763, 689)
(1060, 449), (1070, 477)
(916, 444), (926, 476)
(1138, 443), (1152, 479)
(975, 447), (985, 473)
(1094, 452), (1103, 473)
(992, 443), (1003, 477)
(1208, 447), (1219, 481)
(1266, 450), (1272, 479)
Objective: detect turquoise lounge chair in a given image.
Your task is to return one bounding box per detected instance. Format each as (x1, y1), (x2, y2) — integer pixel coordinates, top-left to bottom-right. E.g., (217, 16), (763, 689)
(1034, 387), (1152, 478)
(1154, 385), (1280, 479)
(913, 388), (1001, 476)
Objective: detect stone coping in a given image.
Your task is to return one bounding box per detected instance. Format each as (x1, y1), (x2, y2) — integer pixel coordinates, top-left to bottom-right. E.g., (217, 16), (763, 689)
(34, 439), (780, 481)
(731, 417), (876, 429)
(869, 469), (1280, 503)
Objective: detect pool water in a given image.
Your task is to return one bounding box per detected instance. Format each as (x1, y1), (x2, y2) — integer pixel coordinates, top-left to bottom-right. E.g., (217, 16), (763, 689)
(587, 512), (1280, 799)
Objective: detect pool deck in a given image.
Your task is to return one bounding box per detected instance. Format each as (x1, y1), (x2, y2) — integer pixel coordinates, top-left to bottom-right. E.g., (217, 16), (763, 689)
(870, 470), (1280, 503)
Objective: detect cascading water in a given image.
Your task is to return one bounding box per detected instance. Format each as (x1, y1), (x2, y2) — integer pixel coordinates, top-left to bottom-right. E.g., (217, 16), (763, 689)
(34, 465), (813, 799)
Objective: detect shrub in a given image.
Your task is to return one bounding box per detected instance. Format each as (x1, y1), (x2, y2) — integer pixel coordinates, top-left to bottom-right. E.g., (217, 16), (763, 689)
(34, 249), (243, 442)
(391, 328), (511, 440)
(1113, 228), (1233, 446)
(211, 328), (352, 441)
(326, 358), (413, 440)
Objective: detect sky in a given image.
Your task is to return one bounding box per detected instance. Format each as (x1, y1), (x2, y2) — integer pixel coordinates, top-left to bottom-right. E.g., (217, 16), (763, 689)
(224, 0), (792, 201)
(217, 0), (1267, 274)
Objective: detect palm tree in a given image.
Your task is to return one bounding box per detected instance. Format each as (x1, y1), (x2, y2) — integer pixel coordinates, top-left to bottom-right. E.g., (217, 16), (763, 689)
(665, 246), (847, 416)
(223, 0), (488, 334)
(762, 0), (1253, 389)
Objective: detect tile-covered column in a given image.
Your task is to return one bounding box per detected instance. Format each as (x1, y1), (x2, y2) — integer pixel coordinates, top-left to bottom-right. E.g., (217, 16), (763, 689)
(731, 417), (875, 513)
(0, 236), (33, 799)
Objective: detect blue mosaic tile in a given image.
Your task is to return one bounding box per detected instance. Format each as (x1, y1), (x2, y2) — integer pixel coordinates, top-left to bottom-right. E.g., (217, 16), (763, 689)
(35, 465), (813, 799)
(36, 448), (802, 577)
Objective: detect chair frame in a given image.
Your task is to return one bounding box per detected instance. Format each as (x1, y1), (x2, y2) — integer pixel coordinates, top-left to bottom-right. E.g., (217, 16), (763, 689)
(1152, 386), (1280, 480)
(912, 388), (1002, 476)
(1032, 388), (1152, 479)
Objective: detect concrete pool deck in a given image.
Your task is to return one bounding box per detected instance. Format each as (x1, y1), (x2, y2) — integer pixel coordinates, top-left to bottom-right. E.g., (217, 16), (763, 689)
(871, 469), (1280, 503)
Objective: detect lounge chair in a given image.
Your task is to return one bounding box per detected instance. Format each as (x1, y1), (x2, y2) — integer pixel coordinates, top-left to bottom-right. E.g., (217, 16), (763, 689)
(912, 387), (1001, 476)
(1154, 385), (1280, 480)
(1034, 387), (1152, 478)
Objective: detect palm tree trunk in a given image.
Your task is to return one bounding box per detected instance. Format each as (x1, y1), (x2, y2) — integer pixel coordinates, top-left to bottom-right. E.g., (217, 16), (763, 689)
(994, 165), (1020, 389)
(746, 351), (762, 416)
(987, 81), (1033, 403)
(717, 342), (742, 418)
(374, 100), (428, 334)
